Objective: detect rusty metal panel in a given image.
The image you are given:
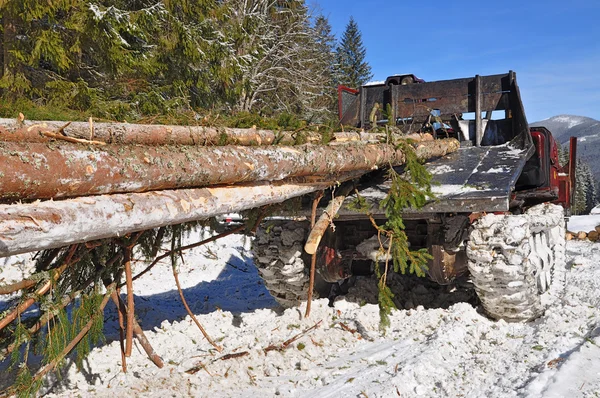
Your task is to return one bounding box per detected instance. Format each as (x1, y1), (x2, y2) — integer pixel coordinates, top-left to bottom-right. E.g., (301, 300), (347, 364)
(390, 74), (511, 120)
(392, 93), (509, 119)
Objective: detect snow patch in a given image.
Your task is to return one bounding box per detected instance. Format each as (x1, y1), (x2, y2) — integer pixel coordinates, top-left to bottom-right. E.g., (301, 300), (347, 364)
(568, 214), (600, 232)
(428, 164), (455, 175)
(363, 80), (385, 87)
(551, 115), (586, 128)
(1, 219), (599, 397)
(431, 184), (479, 196)
(484, 166), (509, 173)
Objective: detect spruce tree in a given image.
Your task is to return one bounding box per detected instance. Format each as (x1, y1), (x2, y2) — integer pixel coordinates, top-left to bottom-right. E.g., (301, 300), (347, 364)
(334, 16), (373, 88)
(573, 159), (599, 214)
(312, 15), (337, 118)
(0, 0), (336, 122)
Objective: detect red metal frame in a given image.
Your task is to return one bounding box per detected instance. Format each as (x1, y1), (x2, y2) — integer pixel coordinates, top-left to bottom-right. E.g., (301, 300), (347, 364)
(337, 85), (359, 120)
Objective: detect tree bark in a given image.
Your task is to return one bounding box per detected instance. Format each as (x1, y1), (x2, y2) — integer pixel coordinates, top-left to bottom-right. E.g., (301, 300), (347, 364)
(0, 118), (431, 146)
(0, 175), (365, 257)
(0, 118), (304, 145)
(0, 139), (459, 202)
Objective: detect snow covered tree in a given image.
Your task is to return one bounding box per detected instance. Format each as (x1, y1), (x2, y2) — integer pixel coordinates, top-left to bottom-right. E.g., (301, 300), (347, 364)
(211, 0), (331, 119)
(334, 16), (372, 89)
(573, 159), (598, 214)
(310, 14), (337, 119)
(555, 144), (597, 215)
(0, 0), (336, 122)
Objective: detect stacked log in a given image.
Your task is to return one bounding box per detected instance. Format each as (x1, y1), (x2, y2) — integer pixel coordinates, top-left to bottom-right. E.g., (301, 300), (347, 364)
(0, 118), (460, 257)
(566, 225), (600, 242)
(0, 139), (457, 202)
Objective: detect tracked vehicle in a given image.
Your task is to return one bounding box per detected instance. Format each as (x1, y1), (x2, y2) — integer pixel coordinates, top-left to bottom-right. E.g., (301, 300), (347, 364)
(253, 72), (576, 321)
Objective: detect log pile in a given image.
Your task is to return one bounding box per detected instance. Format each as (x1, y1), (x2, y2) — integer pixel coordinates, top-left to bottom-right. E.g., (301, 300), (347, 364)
(0, 116), (460, 393)
(566, 225), (600, 242)
(0, 118), (459, 257)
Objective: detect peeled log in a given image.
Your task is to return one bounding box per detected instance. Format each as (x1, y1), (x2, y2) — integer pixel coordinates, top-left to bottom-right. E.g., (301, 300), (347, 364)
(0, 139), (460, 202)
(0, 179), (347, 257)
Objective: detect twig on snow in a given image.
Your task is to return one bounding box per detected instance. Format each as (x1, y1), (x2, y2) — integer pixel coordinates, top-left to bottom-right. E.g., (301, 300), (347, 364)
(172, 265), (222, 352)
(185, 362), (213, 376)
(263, 320), (322, 353)
(219, 351), (249, 361)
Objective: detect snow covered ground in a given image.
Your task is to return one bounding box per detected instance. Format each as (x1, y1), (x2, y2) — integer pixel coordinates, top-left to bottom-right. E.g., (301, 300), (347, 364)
(1, 217), (599, 397)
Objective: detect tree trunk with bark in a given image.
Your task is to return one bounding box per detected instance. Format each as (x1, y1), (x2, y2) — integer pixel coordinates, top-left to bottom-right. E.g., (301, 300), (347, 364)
(0, 118), (431, 146)
(0, 16), (4, 82)
(0, 177), (355, 257)
(0, 118), (308, 146)
(0, 139), (459, 202)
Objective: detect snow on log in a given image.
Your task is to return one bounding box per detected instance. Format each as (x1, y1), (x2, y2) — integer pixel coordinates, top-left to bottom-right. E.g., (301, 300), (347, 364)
(0, 178), (357, 257)
(0, 118), (424, 146)
(0, 139), (460, 202)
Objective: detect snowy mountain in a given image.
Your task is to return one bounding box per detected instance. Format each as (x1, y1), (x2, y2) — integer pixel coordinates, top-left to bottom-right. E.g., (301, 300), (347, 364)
(531, 115), (600, 142)
(531, 115), (600, 181)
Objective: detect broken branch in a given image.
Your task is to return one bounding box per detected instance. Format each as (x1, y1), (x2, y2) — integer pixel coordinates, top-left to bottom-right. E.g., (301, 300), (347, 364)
(263, 321), (322, 353)
(41, 131), (106, 145)
(31, 283), (114, 383)
(0, 245), (78, 332)
(123, 246), (134, 357)
(305, 191), (324, 318)
(172, 264), (222, 352)
(304, 182), (355, 255)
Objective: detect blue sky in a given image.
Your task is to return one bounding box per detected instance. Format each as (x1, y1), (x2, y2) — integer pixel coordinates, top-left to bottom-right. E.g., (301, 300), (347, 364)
(313, 0), (600, 122)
